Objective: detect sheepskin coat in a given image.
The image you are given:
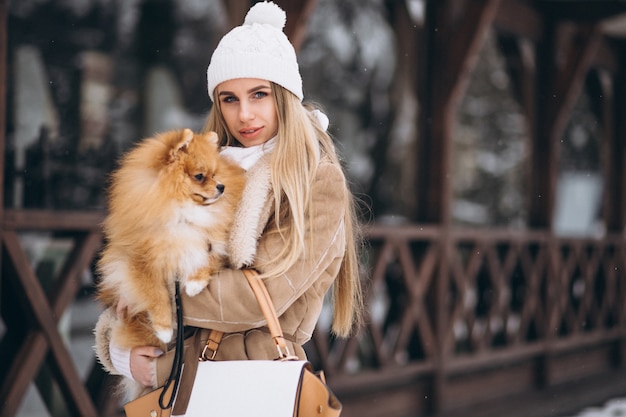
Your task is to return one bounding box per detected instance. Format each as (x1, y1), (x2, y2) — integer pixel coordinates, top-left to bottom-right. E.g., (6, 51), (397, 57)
(94, 153), (348, 387)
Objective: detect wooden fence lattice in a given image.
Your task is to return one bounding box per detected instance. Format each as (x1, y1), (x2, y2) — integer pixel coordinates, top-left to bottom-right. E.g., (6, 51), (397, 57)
(306, 225), (626, 416)
(1, 218), (625, 417)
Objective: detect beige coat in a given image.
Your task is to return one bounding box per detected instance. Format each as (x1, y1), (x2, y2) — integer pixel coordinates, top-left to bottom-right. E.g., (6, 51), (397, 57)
(94, 154), (348, 386)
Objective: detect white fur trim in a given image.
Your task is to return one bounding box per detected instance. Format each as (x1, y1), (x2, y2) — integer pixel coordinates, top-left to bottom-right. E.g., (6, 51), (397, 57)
(228, 154), (274, 268)
(94, 308), (116, 373)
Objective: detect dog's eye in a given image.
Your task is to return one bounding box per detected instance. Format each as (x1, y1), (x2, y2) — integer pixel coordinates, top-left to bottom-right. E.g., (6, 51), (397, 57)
(194, 173), (205, 182)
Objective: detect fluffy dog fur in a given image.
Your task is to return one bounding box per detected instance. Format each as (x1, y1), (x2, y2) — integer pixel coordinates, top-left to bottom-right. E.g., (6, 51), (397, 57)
(97, 128), (245, 355)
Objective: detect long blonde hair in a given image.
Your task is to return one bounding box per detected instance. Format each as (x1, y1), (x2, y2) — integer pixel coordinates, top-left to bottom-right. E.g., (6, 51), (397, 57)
(205, 83), (362, 337)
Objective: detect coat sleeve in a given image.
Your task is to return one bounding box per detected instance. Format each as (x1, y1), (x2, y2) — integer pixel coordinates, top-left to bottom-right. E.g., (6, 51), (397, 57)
(181, 161), (347, 334)
(93, 307), (119, 374)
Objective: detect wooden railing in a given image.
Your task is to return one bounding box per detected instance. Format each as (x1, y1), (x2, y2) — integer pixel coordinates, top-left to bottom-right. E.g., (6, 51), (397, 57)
(1, 217), (625, 417)
(0, 210), (105, 417)
(307, 224), (626, 417)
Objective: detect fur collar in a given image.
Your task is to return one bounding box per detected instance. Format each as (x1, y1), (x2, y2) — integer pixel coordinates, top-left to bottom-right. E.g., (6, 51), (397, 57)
(228, 153), (274, 268)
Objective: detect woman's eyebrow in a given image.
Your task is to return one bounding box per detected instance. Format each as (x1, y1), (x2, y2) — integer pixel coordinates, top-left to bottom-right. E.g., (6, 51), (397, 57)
(218, 85), (270, 97)
(248, 85), (271, 93)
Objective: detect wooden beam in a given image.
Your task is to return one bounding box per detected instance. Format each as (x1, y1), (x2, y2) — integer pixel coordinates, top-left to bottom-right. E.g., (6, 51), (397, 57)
(528, 19), (557, 230)
(221, 0), (251, 29)
(497, 34), (535, 122)
(494, 0), (620, 72)
(2, 209), (104, 231)
(416, 1), (448, 224)
(0, 0), (9, 217)
(585, 69), (606, 123)
(606, 57), (626, 232)
(220, 0), (317, 53)
(0, 232), (101, 417)
(417, 2), (503, 412)
(0, 0), (6, 213)
(537, 1), (626, 21)
(416, 0), (500, 224)
(1, 232), (99, 417)
(593, 38), (619, 72)
(494, 0), (543, 40)
(528, 21), (601, 229)
(441, 0), (502, 112)
(549, 24), (602, 141)
(0, 0), (8, 368)
(275, 0), (318, 52)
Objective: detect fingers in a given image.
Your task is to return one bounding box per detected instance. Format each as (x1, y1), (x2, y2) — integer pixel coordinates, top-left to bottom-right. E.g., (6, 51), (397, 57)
(129, 346), (164, 388)
(135, 346), (165, 358)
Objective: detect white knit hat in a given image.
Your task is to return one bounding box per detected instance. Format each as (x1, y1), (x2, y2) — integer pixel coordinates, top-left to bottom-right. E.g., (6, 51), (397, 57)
(207, 1), (303, 102)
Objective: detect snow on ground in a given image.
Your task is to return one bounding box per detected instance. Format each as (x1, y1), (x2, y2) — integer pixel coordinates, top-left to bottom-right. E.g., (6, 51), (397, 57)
(568, 398), (626, 417)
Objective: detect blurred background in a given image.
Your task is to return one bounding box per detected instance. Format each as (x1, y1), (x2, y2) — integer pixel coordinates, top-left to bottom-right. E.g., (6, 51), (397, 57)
(2, 0), (626, 416)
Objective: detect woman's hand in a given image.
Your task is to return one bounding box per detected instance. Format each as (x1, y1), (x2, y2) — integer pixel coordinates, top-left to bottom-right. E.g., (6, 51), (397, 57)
(129, 346), (164, 388)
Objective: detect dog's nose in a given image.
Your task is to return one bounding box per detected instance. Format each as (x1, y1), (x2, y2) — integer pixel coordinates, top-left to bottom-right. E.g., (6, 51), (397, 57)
(216, 184), (225, 193)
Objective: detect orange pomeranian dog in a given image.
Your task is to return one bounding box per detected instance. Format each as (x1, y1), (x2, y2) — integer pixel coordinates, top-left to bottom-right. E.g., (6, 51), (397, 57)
(97, 128), (245, 353)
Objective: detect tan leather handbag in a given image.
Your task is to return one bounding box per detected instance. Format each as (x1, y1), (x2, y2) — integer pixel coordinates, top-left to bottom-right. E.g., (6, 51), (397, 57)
(123, 269), (342, 417)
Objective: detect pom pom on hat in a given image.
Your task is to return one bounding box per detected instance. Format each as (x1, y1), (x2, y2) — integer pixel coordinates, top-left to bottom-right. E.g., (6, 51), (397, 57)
(244, 1), (286, 29)
(207, 1), (303, 101)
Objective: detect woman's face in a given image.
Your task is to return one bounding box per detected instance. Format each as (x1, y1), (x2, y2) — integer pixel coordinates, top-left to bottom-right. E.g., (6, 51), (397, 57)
(216, 78), (279, 147)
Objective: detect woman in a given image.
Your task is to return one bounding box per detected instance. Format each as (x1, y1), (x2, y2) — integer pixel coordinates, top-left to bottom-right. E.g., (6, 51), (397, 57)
(94, 1), (362, 393)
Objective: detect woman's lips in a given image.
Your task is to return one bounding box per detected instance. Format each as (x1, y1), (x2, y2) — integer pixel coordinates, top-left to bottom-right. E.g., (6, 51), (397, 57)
(239, 126), (263, 139)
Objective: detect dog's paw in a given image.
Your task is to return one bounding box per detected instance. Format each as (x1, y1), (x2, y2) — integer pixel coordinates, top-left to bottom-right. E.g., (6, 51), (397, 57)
(155, 327), (173, 344)
(185, 281), (207, 297)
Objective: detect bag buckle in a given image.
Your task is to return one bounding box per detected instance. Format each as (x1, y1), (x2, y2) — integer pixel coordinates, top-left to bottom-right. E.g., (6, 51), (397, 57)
(200, 333), (222, 361)
(275, 340), (299, 361)
(200, 344), (218, 361)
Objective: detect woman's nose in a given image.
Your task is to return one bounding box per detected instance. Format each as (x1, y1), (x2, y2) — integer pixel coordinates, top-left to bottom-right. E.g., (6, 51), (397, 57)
(239, 102), (254, 121)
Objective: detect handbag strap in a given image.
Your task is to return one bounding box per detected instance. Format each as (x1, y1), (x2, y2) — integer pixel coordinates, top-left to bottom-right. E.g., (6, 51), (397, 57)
(198, 269), (294, 360)
(200, 328), (224, 361)
(172, 328), (205, 415)
(158, 281), (184, 410)
(172, 269), (296, 415)
(241, 269), (296, 359)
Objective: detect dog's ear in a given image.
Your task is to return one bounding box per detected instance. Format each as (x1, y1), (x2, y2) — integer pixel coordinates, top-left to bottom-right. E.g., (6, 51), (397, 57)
(172, 128), (194, 157)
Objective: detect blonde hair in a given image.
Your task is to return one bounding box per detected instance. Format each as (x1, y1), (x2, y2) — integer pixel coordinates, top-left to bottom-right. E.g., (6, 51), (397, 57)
(205, 84), (362, 337)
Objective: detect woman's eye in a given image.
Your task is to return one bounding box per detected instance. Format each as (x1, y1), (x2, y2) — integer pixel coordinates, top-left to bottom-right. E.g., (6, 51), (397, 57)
(253, 91), (268, 99)
(194, 173), (205, 182)
(222, 95), (237, 104)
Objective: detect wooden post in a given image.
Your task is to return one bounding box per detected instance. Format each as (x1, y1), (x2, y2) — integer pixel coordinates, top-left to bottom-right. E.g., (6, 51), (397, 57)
(531, 18), (601, 391)
(609, 53), (626, 371)
(417, 0), (500, 225)
(419, 0), (500, 412)
(529, 21), (600, 230)
(0, 0), (8, 318)
(606, 59), (626, 233)
(529, 18), (557, 231)
(276, 0), (318, 52)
